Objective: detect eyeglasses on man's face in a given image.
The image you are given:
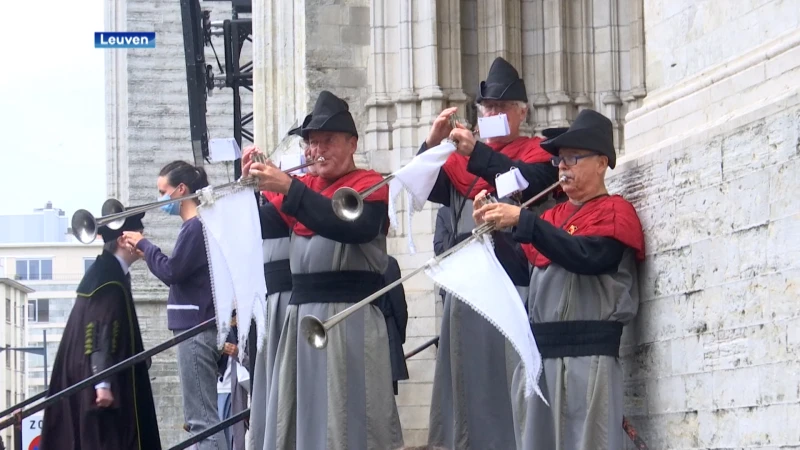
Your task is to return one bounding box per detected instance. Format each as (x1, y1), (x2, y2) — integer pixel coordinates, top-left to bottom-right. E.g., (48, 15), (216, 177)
(550, 153), (597, 167)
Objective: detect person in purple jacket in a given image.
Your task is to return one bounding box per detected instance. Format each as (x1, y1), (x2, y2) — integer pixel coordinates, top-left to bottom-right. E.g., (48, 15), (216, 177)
(123, 160), (228, 450)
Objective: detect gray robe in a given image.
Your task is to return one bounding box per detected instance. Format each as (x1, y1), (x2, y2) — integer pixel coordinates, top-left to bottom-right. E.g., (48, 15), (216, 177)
(264, 233), (404, 450)
(249, 237), (293, 450)
(428, 187), (552, 450)
(512, 249), (640, 449)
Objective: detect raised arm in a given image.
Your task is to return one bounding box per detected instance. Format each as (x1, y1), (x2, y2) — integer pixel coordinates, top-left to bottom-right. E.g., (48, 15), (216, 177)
(280, 178), (388, 244)
(513, 209), (625, 275)
(467, 142), (559, 202)
(417, 141), (452, 205)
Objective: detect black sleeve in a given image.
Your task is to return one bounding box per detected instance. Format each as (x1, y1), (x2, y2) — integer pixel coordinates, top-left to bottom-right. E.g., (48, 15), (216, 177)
(467, 142), (559, 203)
(417, 141), (452, 206)
(512, 209), (626, 275)
(433, 208), (448, 256)
(384, 257), (408, 343)
(259, 202), (291, 239)
(280, 178), (388, 244)
(89, 321), (114, 376)
(491, 231), (531, 286)
(84, 285), (131, 396)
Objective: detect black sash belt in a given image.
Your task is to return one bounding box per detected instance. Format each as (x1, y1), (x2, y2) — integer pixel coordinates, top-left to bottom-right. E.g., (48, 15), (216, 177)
(264, 259), (292, 293)
(290, 271), (384, 305)
(531, 320), (624, 359)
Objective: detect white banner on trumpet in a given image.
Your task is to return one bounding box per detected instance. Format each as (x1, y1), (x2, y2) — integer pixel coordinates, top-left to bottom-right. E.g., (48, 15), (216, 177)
(423, 234), (546, 402)
(198, 188), (267, 359)
(387, 140), (457, 253)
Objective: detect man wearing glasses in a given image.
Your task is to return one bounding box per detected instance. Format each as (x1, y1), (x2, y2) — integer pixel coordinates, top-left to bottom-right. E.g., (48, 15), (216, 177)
(472, 109), (646, 449)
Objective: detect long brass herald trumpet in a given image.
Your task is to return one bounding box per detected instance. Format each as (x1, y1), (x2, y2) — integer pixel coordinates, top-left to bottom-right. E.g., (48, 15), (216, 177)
(330, 137), (461, 221)
(330, 175), (395, 221)
(301, 175), (567, 349)
(331, 113), (471, 222)
(71, 156), (325, 244)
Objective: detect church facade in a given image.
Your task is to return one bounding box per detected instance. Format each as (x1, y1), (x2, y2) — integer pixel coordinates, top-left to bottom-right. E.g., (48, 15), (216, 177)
(107, 0), (800, 446)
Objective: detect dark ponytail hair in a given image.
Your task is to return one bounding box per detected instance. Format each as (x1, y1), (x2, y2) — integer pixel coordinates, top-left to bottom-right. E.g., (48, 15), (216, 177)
(159, 161), (210, 202)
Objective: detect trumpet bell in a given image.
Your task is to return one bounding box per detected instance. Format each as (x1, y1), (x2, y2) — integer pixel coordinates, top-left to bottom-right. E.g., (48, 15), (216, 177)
(71, 209), (98, 244)
(331, 187), (363, 222)
(101, 199), (127, 230)
(300, 315), (328, 349)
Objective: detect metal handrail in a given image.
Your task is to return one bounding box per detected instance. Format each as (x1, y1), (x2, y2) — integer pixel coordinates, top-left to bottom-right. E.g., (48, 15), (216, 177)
(0, 318), (216, 433)
(170, 409), (250, 450)
(404, 336), (439, 359)
(0, 391), (46, 421)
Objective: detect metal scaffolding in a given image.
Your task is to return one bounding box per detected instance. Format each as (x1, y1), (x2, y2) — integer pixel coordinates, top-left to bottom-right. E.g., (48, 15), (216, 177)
(179, 0), (252, 180)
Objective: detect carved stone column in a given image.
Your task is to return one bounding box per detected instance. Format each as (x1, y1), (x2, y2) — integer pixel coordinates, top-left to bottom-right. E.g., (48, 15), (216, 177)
(623, 0), (647, 110)
(477, 0), (523, 72)
(415, 0), (447, 125)
(518, 0), (644, 148)
(253, 0), (307, 151)
(592, 0), (624, 153)
(365, 0), (395, 173)
(105, 0), (129, 202)
(438, 0), (469, 111)
(392, 0), (419, 163)
(522, 0), (550, 132)
(542, 0), (573, 126)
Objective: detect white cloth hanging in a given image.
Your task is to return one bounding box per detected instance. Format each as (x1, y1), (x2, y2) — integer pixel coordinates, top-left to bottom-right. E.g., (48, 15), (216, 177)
(198, 188), (267, 361)
(387, 140), (457, 253)
(423, 234), (546, 401)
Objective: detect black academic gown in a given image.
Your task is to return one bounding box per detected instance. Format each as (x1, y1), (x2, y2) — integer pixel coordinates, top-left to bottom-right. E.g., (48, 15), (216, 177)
(41, 251), (161, 450)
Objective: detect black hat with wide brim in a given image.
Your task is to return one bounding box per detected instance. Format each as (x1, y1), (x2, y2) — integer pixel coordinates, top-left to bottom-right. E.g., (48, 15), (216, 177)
(540, 109), (617, 169)
(475, 57), (528, 104)
(541, 127), (569, 139)
(301, 91), (358, 139)
(98, 210), (146, 243)
(288, 114), (310, 137)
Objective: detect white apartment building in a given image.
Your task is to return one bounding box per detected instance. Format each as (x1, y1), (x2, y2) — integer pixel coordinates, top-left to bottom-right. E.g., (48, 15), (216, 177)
(0, 274), (34, 450)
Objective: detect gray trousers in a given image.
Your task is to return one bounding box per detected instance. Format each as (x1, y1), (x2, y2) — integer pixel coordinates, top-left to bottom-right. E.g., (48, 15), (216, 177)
(176, 327), (227, 450)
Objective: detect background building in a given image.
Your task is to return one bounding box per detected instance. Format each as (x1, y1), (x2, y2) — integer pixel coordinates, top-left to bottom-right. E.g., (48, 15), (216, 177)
(106, 0), (800, 446)
(0, 202), (70, 244)
(0, 277), (34, 450)
(0, 203), (104, 397)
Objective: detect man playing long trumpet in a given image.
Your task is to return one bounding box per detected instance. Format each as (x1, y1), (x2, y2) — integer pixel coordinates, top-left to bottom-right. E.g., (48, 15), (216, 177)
(247, 120), (310, 450)
(419, 57), (559, 449)
(244, 90), (404, 450)
(473, 109), (645, 449)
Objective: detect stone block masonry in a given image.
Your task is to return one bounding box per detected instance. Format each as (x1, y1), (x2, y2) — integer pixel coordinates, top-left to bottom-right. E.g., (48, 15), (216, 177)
(613, 93), (800, 450)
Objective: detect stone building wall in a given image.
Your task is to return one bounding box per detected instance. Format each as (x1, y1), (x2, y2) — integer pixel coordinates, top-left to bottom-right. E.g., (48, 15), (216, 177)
(613, 1), (800, 446)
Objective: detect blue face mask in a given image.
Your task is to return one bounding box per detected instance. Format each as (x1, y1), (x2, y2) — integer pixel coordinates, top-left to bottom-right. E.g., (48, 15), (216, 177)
(159, 188), (180, 216)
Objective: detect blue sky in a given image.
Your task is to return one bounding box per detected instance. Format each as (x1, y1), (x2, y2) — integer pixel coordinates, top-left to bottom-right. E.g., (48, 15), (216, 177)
(0, 0), (106, 216)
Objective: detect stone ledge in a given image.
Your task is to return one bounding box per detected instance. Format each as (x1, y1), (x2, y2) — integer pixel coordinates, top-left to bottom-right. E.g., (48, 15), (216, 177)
(612, 88), (800, 176)
(626, 28), (800, 123)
